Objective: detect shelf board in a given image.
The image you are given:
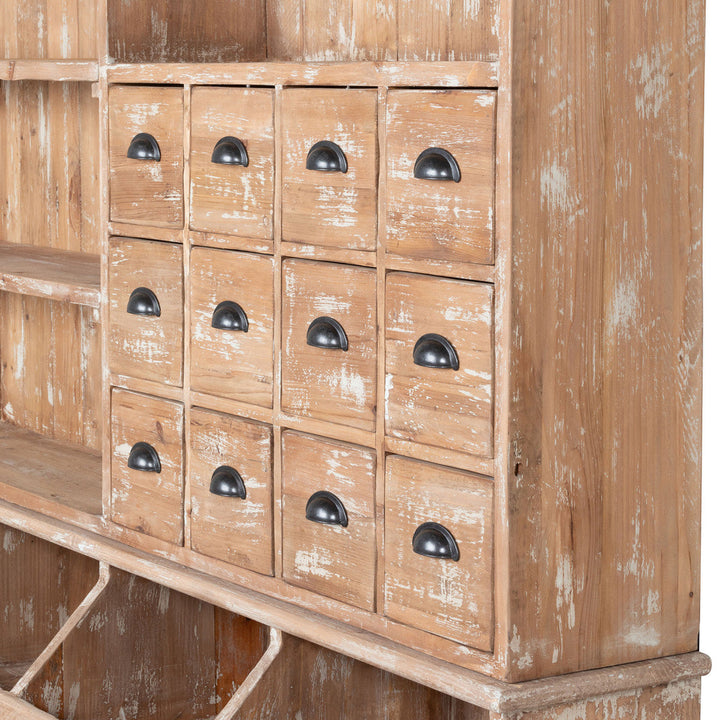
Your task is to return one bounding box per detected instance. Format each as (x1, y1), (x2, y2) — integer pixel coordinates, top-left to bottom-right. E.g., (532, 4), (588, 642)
(0, 422), (102, 518)
(0, 244), (101, 308)
(106, 60), (499, 88)
(0, 59), (99, 82)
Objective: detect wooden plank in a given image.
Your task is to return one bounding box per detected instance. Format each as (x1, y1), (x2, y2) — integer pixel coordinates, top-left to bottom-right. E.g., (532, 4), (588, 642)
(504, 0), (705, 681)
(106, 61), (500, 88)
(0, 422), (102, 515)
(0, 61), (99, 82)
(0, 244), (100, 307)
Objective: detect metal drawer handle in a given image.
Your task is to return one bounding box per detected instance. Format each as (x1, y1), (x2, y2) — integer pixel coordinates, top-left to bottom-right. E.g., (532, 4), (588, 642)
(413, 148), (461, 182)
(127, 133), (161, 161)
(210, 466), (247, 499)
(305, 491), (348, 527)
(127, 442), (162, 473)
(127, 287), (161, 317)
(412, 522), (460, 561)
(211, 136), (249, 166)
(306, 141), (348, 173)
(413, 333), (459, 371)
(306, 316), (348, 351)
(211, 301), (249, 332)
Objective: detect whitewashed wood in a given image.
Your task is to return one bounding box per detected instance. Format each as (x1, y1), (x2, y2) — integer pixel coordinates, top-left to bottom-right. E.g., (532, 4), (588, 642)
(0, 60), (98, 82)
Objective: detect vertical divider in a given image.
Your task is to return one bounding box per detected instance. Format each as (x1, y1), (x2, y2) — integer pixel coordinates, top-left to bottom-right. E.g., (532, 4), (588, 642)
(272, 84), (285, 579)
(182, 83), (193, 551)
(11, 562), (112, 697)
(375, 86), (389, 617)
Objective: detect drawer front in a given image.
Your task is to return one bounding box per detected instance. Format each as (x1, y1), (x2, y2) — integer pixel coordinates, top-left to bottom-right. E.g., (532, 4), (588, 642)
(386, 90), (496, 265)
(282, 431), (376, 611)
(190, 87), (274, 239)
(384, 456), (493, 650)
(108, 238), (184, 387)
(281, 260), (377, 431)
(385, 272), (493, 456)
(188, 408), (273, 575)
(110, 389), (184, 545)
(109, 85), (184, 228)
(189, 248), (274, 406)
(281, 89), (378, 252)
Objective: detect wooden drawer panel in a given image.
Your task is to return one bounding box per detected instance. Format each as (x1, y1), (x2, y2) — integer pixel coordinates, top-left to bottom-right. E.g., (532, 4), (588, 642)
(190, 87), (274, 239)
(281, 89), (378, 252)
(384, 456), (493, 650)
(189, 248), (274, 406)
(188, 407), (273, 575)
(109, 85), (184, 228)
(385, 272), (493, 457)
(110, 389), (184, 545)
(281, 260), (377, 431)
(282, 431), (376, 611)
(108, 238), (183, 387)
(386, 90), (496, 265)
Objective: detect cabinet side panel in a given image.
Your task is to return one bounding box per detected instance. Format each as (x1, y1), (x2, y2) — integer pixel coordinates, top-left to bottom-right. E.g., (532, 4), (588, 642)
(505, 0), (704, 680)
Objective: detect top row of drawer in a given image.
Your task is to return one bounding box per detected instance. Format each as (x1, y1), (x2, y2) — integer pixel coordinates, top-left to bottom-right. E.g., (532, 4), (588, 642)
(109, 86), (496, 266)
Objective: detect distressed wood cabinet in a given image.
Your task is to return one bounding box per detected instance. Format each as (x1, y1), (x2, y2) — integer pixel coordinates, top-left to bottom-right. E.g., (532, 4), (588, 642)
(0, 0), (710, 717)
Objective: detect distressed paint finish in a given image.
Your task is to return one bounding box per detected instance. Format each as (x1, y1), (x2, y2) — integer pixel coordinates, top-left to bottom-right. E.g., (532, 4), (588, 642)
(384, 456), (494, 651)
(188, 408), (274, 576)
(189, 247), (274, 407)
(385, 89), (496, 265)
(0, 525), (98, 690)
(110, 389), (184, 545)
(281, 260), (378, 432)
(281, 88), (378, 252)
(504, 0), (704, 681)
(108, 237), (184, 388)
(385, 272), (494, 457)
(190, 87), (275, 240)
(282, 431), (377, 611)
(108, 85), (184, 228)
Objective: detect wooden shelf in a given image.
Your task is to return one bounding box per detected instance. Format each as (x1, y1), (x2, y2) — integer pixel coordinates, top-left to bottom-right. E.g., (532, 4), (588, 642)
(0, 422), (102, 518)
(0, 244), (101, 307)
(106, 60), (499, 88)
(0, 60), (99, 82)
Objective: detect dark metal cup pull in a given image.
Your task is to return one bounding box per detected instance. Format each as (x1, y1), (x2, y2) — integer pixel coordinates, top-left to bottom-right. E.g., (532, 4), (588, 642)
(305, 491), (348, 527)
(211, 136), (249, 166)
(306, 140), (348, 173)
(127, 442), (162, 473)
(127, 287), (161, 317)
(413, 147), (461, 182)
(412, 522), (460, 561)
(413, 333), (459, 371)
(306, 316), (348, 351)
(127, 133), (161, 161)
(211, 301), (249, 332)
(210, 466), (247, 499)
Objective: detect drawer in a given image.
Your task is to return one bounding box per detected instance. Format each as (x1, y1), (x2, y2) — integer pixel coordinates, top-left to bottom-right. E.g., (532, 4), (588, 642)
(190, 87), (274, 239)
(281, 89), (378, 252)
(188, 408), (273, 575)
(386, 90), (496, 265)
(282, 431), (376, 611)
(110, 389), (184, 545)
(109, 85), (184, 228)
(189, 247), (274, 406)
(384, 456), (493, 650)
(281, 259), (377, 431)
(385, 272), (493, 457)
(108, 237), (184, 387)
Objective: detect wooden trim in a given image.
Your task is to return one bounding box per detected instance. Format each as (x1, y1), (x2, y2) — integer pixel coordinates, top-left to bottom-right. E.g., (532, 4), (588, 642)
(0, 244), (101, 307)
(385, 254), (495, 283)
(106, 61), (499, 88)
(280, 242), (376, 268)
(0, 691), (56, 720)
(108, 374), (184, 402)
(385, 437), (494, 477)
(0, 60), (99, 82)
(188, 392), (274, 425)
(278, 413), (376, 449)
(108, 221), (184, 245)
